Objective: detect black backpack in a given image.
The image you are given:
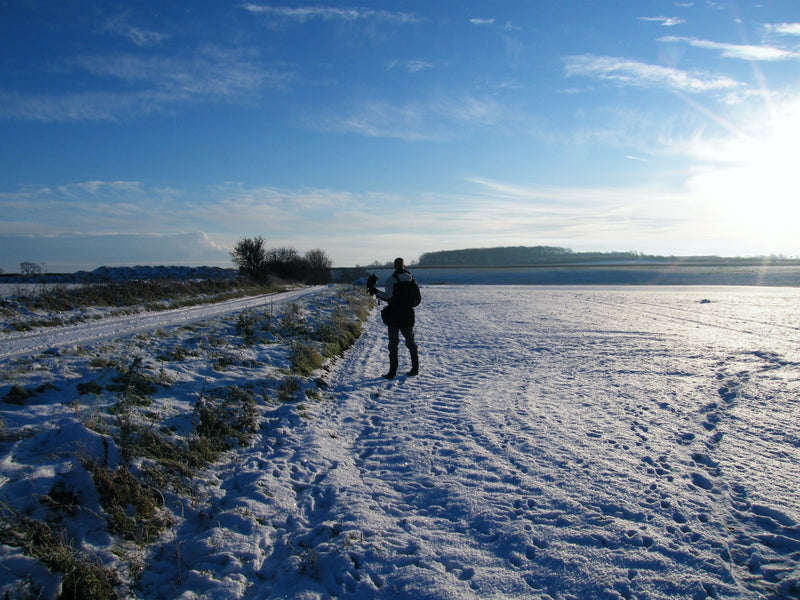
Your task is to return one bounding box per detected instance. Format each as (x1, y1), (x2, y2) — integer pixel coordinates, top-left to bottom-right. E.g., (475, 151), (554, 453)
(390, 274), (421, 310)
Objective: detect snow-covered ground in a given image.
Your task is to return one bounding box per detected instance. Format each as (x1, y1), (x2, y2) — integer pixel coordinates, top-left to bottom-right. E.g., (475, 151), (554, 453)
(2, 285), (799, 599)
(0, 287), (322, 360)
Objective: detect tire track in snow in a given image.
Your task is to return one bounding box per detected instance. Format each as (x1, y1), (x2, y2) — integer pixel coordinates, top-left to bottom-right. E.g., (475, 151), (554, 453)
(338, 290), (684, 596)
(332, 290), (665, 596)
(322, 299), (531, 595)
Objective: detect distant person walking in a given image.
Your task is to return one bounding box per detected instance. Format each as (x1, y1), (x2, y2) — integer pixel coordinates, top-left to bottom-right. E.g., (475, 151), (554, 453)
(368, 257), (421, 379)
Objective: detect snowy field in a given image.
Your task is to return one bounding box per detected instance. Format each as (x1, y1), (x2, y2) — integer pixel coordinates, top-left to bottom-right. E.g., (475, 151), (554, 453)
(261, 285), (800, 600)
(2, 285), (799, 599)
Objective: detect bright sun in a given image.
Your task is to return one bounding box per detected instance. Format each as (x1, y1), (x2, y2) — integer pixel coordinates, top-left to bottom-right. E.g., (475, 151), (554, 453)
(686, 99), (800, 249)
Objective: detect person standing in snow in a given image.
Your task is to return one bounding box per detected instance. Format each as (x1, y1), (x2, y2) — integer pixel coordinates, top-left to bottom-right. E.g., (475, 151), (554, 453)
(368, 257), (420, 379)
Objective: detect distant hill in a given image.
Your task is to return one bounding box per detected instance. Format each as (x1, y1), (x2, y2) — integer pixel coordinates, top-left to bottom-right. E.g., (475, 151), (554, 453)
(415, 246), (797, 267)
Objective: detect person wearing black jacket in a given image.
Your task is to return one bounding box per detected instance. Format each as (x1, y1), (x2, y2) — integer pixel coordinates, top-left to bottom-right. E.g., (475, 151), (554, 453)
(368, 257), (420, 379)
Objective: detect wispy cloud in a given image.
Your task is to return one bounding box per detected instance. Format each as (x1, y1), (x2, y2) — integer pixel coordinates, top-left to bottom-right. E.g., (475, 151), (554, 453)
(101, 12), (169, 47)
(316, 100), (443, 141)
(457, 176), (705, 249)
(57, 180), (144, 198)
(242, 4), (418, 25)
(72, 47), (291, 97)
(386, 59), (434, 74)
(310, 94), (503, 141)
(0, 47), (294, 122)
(564, 54), (740, 92)
(0, 180), (413, 268)
(639, 16), (686, 27)
(0, 90), (141, 122)
(460, 173), (800, 257)
(470, 18), (494, 26)
(660, 36), (800, 61)
(0, 181), (175, 235)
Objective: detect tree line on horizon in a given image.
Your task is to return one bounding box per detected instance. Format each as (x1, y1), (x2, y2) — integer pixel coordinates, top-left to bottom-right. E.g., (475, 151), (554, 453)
(413, 246), (797, 267)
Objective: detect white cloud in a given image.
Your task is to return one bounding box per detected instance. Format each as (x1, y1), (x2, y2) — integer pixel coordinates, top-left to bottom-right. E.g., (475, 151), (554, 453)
(101, 12), (169, 47)
(3, 166), (798, 271)
(0, 181), (187, 235)
(71, 47), (290, 97)
(310, 94), (503, 141)
(0, 181), (373, 268)
(320, 100), (443, 141)
(660, 36), (800, 61)
(564, 54), (740, 92)
(58, 181), (144, 196)
(242, 4), (418, 25)
(438, 177), (701, 251)
(0, 48), (294, 122)
(457, 173), (798, 258)
(470, 18), (494, 26)
(386, 59), (434, 73)
(639, 16), (686, 27)
(764, 23), (800, 36)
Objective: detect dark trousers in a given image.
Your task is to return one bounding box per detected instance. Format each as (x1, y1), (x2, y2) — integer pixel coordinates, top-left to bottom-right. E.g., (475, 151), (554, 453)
(388, 325), (417, 354)
(387, 325), (418, 374)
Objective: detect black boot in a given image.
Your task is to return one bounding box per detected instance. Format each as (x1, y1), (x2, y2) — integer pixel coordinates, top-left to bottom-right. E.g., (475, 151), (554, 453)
(383, 349), (398, 379)
(407, 348), (419, 376)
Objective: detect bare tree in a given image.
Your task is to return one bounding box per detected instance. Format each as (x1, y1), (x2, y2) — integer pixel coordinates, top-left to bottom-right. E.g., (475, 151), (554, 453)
(265, 246), (302, 280)
(304, 249), (333, 284)
(231, 236), (268, 280)
(19, 261), (42, 278)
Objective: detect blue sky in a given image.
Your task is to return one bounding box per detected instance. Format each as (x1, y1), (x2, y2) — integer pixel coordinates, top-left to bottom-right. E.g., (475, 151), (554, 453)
(1, 1), (799, 271)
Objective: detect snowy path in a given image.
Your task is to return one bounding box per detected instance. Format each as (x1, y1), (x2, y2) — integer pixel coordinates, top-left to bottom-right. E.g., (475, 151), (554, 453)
(0, 287), (322, 360)
(178, 285), (800, 599)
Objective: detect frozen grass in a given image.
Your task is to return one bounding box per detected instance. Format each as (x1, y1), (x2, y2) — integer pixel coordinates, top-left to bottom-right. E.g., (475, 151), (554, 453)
(0, 278), (281, 332)
(0, 285), (373, 598)
(0, 503), (120, 600)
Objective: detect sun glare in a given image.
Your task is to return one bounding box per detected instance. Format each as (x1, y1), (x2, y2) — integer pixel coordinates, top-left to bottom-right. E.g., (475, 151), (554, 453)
(686, 100), (800, 249)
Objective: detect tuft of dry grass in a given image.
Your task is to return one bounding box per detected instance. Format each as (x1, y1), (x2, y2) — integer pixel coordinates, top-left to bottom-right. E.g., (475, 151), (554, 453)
(0, 502), (120, 600)
(85, 462), (171, 545)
